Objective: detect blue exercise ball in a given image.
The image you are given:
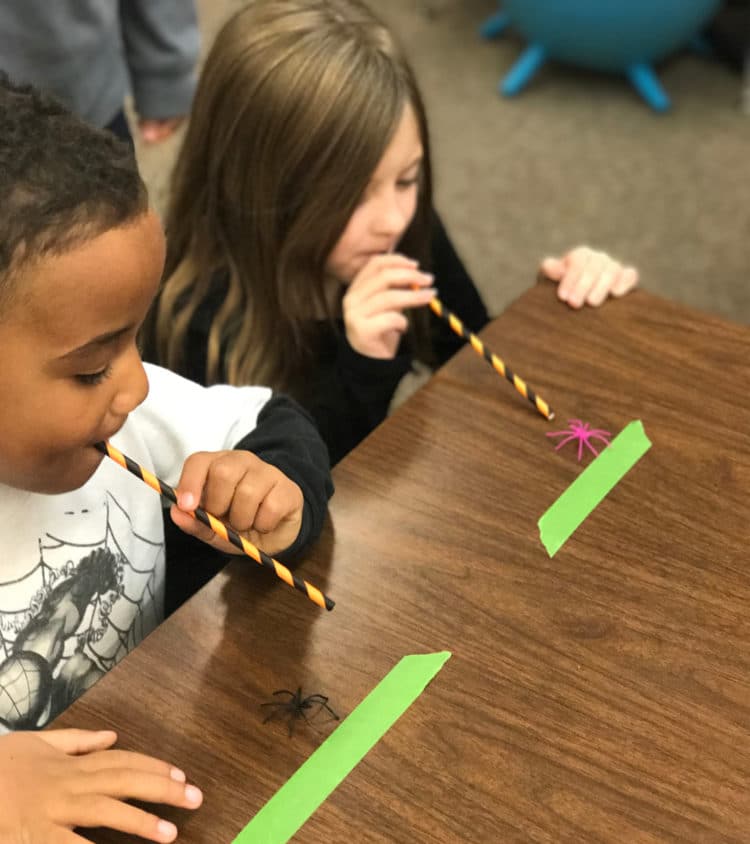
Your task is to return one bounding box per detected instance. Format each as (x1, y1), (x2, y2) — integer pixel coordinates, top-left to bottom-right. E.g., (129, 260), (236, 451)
(502, 0), (720, 71)
(483, 0), (722, 110)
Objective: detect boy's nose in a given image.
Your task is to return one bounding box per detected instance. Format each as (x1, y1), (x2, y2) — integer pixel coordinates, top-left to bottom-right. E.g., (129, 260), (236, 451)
(110, 345), (149, 416)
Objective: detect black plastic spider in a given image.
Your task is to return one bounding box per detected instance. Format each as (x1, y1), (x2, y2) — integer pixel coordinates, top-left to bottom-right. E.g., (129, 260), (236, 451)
(260, 687), (340, 737)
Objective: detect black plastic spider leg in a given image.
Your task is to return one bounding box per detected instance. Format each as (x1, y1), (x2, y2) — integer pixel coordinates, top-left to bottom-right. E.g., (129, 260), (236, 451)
(320, 701), (340, 721)
(261, 701), (294, 724)
(270, 689), (296, 699)
(300, 695), (340, 723)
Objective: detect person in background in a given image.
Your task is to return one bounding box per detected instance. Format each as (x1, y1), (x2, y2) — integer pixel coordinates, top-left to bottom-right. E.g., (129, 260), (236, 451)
(0, 0), (199, 143)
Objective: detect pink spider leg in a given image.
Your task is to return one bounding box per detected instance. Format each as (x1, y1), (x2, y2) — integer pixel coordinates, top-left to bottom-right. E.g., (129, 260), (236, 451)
(582, 436), (601, 457)
(586, 433), (612, 455)
(546, 428), (577, 440)
(546, 432), (579, 452)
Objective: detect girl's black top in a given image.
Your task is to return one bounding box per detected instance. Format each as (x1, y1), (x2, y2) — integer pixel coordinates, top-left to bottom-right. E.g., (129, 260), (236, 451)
(162, 212), (490, 466)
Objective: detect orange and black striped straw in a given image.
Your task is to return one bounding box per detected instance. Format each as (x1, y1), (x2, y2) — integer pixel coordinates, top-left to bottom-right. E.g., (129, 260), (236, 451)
(428, 296), (554, 421)
(95, 441), (334, 611)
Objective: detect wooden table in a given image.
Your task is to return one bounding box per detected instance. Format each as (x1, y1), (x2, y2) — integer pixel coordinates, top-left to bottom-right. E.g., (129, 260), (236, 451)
(59, 283), (750, 843)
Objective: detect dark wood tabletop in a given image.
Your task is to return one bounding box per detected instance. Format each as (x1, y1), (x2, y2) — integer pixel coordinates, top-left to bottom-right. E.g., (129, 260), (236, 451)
(58, 282), (750, 843)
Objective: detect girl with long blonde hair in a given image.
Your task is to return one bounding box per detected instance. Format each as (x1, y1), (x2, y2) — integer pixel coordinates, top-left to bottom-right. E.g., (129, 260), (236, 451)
(144, 0), (638, 464)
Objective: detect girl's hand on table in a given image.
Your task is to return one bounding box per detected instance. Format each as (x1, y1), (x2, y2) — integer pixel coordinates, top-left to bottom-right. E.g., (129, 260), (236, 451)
(541, 246), (639, 308)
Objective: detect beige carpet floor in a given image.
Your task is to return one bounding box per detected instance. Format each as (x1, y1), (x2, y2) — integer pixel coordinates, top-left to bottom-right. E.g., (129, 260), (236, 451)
(135, 0), (750, 324)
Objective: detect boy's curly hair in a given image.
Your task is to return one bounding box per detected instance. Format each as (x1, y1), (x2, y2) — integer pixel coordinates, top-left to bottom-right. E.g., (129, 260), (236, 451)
(0, 74), (148, 308)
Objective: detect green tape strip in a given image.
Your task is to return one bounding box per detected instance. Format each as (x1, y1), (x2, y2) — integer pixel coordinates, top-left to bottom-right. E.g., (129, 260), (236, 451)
(538, 420), (651, 557)
(233, 651), (451, 844)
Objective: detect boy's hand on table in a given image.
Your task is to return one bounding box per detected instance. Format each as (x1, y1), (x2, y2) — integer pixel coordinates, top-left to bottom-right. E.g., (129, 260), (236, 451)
(171, 450), (304, 556)
(541, 246), (639, 308)
(0, 729), (202, 843)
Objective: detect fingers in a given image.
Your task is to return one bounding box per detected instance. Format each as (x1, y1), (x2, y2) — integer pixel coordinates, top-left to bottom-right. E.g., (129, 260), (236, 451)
(553, 247), (639, 308)
(344, 254), (435, 358)
(79, 749), (186, 783)
(347, 266), (434, 309)
(171, 450), (246, 549)
(228, 471), (303, 536)
(354, 252), (421, 282)
(178, 451), (288, 527)
(355, 286), (437, 317)
(14, 738), (201, 843)
(349, 311), (410, 341)
(169, 504), (223, 548)
(611, 266), (639, 297)
(540, 256), (566, 281)
(193, 452), (253, 517)
(38, 729), (118, 756)
(74, 768), (202, 808)
(171, 451), (304, 555)
(560, 248), (606, 308)
(65, 762), (202, 841)
(67, 795), (185, 842)
(580, 262), (639, 306)
(174, 451), (222, 511)
(585, 265), (618, 307)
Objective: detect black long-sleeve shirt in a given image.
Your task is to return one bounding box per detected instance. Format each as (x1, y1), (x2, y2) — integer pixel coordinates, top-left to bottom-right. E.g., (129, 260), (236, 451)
(172, 213), (489, 467)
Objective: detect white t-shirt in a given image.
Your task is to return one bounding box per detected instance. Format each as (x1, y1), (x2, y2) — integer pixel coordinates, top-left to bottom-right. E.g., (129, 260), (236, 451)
(0, 364), (270, 731)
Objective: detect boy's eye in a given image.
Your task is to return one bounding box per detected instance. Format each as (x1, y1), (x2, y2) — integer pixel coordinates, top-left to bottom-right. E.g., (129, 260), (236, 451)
(75, 364), (113, 386)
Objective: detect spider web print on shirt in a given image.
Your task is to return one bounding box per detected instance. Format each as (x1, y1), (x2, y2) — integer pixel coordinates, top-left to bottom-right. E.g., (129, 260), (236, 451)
(0, 491), (164, 730)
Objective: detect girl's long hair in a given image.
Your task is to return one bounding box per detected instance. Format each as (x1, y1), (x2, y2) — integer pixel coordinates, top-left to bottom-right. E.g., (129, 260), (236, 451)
(150, 0), (433, 393)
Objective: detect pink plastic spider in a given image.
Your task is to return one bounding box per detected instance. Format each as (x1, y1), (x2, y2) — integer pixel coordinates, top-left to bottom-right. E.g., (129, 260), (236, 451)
(546, 419), (611, 462)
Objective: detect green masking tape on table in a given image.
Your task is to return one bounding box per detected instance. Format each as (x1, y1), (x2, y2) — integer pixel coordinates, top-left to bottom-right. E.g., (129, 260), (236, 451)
(233, 651), (451, 843)
(538, 420), (652, 557)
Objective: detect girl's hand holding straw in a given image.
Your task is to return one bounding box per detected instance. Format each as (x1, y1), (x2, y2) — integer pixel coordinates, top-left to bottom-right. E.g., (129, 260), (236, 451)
(342, 253), (436, 359)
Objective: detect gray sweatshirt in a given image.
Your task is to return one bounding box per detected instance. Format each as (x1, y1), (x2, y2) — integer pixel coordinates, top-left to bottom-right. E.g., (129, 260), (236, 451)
(0, 0), (199, 127)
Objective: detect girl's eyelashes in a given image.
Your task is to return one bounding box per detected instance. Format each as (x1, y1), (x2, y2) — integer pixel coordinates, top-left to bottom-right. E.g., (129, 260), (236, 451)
(75, 364), (113, 386)
(396, 177), (420, 190)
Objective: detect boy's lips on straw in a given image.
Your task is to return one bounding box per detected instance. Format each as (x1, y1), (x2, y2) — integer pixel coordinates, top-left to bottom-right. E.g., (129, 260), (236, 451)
(92, 424), (126, 448)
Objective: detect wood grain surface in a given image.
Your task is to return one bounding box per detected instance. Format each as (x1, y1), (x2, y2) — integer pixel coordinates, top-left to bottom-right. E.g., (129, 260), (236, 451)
(57, 282), (750, 843)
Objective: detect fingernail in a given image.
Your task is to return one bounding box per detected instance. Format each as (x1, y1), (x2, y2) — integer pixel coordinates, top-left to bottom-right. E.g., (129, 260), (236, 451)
(185, 784), (203, 805)
(180, 492), (195, 510)
(422, 272), (434, 281)
(157, 819), (177, 840)
(170, 767), (186, 782)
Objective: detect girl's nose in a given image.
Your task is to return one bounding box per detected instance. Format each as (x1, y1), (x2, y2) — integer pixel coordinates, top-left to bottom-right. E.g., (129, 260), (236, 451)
(374, 191), (410, 239)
